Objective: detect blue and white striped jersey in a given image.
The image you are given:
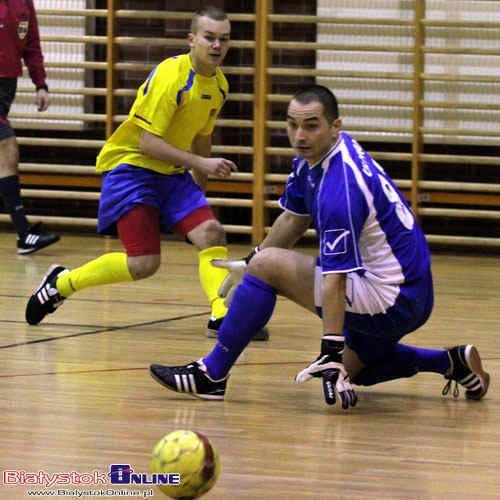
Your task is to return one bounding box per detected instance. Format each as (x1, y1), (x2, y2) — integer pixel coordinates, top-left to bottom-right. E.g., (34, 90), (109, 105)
(279, 132), (431, 285)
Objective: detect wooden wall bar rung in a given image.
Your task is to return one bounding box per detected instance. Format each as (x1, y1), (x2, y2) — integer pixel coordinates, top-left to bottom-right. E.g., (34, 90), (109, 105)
(211, 145), (254, 155)
(45, 61), (107, 70)
(422, 73), (499, 83)
(425, 234), (500, 247)
(420, 127), (500, 138)
(419, 181), (500, 193)
(422, 46), (500, 56)
(17, 137), (104, 148)
(268, 67), (413, 79)
(268, 94), (413, 106)
(419, 208), (500, 219)
(268, 15), (413, 26)
(17, 87), (107, 96)
(21, 189), (101, 201)
(0, 213), (98, 227)
(115, 11), (255, 21)
(11, 112), (106, 122)
(41, 35), (106, 44)
(422, 101), (500, 111)
(19, 164), (99, 175)
(422, 19), (500, 29)
(267, 41), (413, 52)
(419, 154), (500, 165)
(37, 8), (107, 17)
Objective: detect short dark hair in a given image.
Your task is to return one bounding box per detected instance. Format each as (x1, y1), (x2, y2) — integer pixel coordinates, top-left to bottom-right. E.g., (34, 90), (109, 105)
(191, 6), (228, 34)
(292, 85), (339, 124)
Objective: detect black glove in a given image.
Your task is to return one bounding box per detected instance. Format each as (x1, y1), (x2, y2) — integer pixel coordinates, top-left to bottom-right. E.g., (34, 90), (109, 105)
(295, 335), (357, 409)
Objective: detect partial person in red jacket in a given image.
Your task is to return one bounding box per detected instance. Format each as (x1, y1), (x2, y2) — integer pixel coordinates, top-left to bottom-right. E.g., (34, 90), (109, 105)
(0, 0), (59, 254)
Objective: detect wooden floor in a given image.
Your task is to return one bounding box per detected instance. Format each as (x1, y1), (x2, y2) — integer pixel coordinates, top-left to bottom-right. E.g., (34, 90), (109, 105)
(0, 232), (499, 499)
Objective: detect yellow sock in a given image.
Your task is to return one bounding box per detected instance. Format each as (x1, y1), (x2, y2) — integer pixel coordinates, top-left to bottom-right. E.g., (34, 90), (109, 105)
(198, 246), (229, 319)
(56, 252), (133, 298)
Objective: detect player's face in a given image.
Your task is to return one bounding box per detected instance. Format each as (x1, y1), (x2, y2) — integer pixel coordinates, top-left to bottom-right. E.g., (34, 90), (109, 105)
(286, 99), (342, 165)
(189, 16), (231, 76)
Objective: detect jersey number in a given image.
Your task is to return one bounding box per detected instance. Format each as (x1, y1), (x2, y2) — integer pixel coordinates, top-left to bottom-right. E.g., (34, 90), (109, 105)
(377, 174), (414, 230)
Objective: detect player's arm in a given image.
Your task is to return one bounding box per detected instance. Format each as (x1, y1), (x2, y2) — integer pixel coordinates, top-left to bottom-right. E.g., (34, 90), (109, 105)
(23, 2), (49, 111)
(190, 133), (212, 192)
(140, 129), (236, 178)
(322, 273), (347, 334)
(260, 210), (311, 250)
(295, 272), (357, 409)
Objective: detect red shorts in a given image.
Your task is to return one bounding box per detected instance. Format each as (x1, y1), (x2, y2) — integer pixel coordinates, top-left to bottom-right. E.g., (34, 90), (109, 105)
(117, 204), (216, 256)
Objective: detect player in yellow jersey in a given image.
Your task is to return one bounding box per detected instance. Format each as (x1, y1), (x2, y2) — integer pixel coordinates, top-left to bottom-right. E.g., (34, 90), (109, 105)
(25, 6), (268, 340)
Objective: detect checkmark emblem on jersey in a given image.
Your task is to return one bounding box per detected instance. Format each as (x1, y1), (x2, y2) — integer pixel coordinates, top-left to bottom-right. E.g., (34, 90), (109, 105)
(323, 229), (350, 255)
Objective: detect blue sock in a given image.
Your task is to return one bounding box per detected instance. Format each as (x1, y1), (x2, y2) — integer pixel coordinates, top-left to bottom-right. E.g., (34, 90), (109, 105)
(352, 344), (450, 387)
(203, 274), (276, 379)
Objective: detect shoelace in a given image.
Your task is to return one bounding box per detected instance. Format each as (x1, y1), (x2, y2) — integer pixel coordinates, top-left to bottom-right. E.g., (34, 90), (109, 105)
(442, 378), (460, 398)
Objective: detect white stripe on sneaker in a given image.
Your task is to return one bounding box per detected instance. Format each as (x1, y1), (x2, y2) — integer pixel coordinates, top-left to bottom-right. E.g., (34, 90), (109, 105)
(26, 234), (39, 245)
(174, 374), (182, 392)
(175, 373), (197, 394)
(188, 373), (197, 393)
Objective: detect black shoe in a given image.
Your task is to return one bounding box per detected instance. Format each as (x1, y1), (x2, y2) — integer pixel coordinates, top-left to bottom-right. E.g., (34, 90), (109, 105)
(206, 316), (269, 341)
(442, 345), (490, 400)
(25, 264), (68, 325)
(17, 222), (60, 255)
(150, 359), (227, 400)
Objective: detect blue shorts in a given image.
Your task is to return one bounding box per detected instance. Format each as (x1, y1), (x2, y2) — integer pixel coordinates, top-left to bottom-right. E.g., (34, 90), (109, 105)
(97, 164), (209, 235)
(315, 267), (434, 364)
(0, 78), (17, 140)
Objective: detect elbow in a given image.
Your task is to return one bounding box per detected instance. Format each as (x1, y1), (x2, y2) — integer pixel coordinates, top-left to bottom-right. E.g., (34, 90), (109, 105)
(139, 132), (148, 155)
(139, 130), (154, 156)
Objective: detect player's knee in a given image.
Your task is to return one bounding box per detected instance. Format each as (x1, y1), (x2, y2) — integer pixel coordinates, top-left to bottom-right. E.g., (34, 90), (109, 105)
(127, 255), (161, 280)
(197, 219), (226, 246)
(247, 248), (281, 283)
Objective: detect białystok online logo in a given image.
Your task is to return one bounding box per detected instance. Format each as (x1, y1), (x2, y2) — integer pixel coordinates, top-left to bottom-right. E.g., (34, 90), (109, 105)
(108, 465), (179, 485)
(3, 465), (180, 486)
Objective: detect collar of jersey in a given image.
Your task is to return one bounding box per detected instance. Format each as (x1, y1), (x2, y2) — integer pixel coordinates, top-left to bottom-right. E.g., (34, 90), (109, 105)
(308, 133), (343, 170)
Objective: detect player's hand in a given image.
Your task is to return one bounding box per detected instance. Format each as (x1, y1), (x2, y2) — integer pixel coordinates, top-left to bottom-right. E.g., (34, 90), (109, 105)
(36, 88), (49, 112)
(211, 247), (260, 307)
(202, 158), (237, 178)
(321, 365), (357, 409)
(295, 334), (357, 409)
(211, 258), (247, 307)
(296, 354), (357, 409)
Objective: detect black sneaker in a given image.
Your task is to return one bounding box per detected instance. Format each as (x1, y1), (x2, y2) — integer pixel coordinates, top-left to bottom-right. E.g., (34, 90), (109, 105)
(17, 222), (60, 255)
(206, 316), (269, 341)
(442, 345), (490, 400)
(25, 264), (69, 325)
(150, 359), (227, 400)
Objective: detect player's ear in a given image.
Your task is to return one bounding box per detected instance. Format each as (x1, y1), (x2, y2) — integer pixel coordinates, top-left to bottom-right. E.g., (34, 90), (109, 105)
(187, 32), (195, 48)
(331, 117), (342, 137)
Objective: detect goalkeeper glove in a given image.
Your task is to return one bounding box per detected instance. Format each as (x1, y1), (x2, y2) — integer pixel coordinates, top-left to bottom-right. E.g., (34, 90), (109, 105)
(295, 334), (357, 409)
(211, 246), (260, 307)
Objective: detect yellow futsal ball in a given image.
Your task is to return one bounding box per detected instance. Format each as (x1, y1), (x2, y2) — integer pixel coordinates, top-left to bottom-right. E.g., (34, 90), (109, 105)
(150, 430), (221, 499)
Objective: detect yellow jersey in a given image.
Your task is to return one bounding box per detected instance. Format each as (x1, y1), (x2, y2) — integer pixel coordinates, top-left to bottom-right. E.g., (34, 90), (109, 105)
(96, 53), (228, 175)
